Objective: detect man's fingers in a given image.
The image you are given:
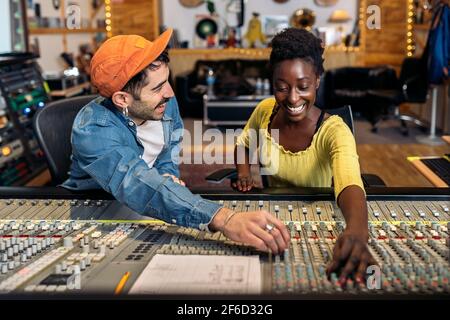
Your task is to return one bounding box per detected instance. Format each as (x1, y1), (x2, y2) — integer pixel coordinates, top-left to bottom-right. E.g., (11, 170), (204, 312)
(267, 227), (287, 253)
(224, 210), (290, 254)
(245, 234), (269, 252)
(266, 213), (290, 244)
(251, 224), (280, 254)
(261, 212), (289, 253)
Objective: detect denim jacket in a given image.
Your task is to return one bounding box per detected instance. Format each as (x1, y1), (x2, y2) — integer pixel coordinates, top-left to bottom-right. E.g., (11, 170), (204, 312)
(63, 96), (222, 230)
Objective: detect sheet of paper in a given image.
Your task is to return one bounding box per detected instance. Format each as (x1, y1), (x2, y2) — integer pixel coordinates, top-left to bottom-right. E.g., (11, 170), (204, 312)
(129, 254), (261, 294)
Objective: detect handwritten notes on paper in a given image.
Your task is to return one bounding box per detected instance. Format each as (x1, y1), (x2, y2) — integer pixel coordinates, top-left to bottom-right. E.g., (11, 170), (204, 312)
(129, 254), (261, 294)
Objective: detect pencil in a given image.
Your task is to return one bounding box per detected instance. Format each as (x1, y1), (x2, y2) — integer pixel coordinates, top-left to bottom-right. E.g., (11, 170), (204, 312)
(114, 271), (130, 295)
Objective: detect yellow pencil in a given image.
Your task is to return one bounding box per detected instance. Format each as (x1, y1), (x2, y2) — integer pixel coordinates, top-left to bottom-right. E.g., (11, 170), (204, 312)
(114, 271), (130, 295)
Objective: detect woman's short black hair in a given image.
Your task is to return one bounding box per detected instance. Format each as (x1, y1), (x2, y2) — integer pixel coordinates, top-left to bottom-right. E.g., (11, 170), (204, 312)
(269, 28), (324, 76)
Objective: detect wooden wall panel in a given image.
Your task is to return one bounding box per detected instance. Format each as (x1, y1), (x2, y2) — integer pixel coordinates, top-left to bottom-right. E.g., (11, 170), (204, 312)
(362, 0), (408, 68)
(110, 0), (160, 40)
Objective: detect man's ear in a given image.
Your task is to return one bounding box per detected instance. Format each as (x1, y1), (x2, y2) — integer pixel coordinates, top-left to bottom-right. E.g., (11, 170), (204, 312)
(111, 91), (133, 110)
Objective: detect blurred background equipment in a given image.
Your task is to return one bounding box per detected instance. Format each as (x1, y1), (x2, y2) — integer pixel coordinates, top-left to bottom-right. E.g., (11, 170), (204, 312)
(328, 9), (352, 45)
(222, 0), (245, 45)
(244, 12), (266, 48)
(261, 15), (289, 41)
(75, 44), (93, 78)
(290, 8), (316, 30)
(179, 0), (204, 8)
(194, 14), (219, 48)
(0, 0), (28, 54)
(42, 52), (89, 96)
(0, 52), (49, 186)
(314, 0), (338, 6)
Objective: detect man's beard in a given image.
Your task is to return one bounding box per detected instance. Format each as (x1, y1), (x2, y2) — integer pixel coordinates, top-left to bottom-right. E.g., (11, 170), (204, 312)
(128, 98), (169, 121)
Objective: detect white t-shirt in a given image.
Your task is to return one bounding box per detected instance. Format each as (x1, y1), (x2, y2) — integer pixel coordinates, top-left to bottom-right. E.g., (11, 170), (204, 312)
(136, 120), (165, 168)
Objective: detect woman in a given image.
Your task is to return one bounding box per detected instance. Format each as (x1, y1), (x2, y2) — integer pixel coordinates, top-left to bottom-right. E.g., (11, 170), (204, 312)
(234, 28), (376, 284)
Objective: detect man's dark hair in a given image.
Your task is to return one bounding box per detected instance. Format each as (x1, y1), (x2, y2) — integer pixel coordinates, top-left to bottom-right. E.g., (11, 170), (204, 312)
(122, 50), (170, 99)
(269, 28), (324, 76)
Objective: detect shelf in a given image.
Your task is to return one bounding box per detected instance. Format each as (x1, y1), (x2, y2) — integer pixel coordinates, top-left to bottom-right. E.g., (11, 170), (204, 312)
(169, 45), (360, 56)
(29, 28), (105, 35)
(169, 48), (272, 56)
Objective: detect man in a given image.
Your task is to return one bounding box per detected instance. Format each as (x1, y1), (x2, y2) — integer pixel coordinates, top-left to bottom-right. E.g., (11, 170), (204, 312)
(63, 29), (289, 254)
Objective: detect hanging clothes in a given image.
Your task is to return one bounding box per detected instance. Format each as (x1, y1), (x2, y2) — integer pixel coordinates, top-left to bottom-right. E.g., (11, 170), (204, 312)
(423, 2), (450, 85)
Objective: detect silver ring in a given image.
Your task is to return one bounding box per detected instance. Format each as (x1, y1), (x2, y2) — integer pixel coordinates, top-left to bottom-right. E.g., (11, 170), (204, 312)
(265, 224), (274, 233)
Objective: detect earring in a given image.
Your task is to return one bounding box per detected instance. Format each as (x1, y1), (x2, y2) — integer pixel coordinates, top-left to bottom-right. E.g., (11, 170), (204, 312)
(123, 107), (129, 117)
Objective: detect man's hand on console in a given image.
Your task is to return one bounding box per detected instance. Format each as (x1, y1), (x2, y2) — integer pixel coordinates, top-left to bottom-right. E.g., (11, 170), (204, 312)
(209, 208), (290, 254)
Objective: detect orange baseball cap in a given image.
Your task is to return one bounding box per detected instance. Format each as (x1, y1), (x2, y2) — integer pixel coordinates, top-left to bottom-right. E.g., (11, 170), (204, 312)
(90, 28), (173, 97)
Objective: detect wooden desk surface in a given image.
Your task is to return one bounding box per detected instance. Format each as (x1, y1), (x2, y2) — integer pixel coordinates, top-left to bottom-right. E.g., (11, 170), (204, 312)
(25, 169), (51, 187)
(50, 82), (90, 98)
(407, 156), (448, 187)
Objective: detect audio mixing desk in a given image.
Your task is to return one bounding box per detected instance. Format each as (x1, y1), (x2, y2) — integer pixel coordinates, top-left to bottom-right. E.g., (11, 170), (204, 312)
(0, 187), (448, 298)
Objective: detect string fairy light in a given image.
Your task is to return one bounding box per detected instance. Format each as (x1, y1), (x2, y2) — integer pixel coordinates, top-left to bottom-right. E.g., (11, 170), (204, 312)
(105, 0), (112, 38)
(407, 0), (414, 57)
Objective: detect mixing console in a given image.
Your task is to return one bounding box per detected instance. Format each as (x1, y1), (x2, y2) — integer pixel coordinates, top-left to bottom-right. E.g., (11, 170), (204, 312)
(0, 191), (448, 297)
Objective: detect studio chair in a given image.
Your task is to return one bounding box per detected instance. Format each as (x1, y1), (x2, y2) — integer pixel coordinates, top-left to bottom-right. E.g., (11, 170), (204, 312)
(33, 95), (98, 185)
(320, 59), (429, 136)
(318, 66), (400, 133)
(366, 57), (428, 135)
(206, 105), (386, 188)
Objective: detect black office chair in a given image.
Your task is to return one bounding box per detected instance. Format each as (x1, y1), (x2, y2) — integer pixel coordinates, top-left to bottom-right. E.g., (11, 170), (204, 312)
(206, 105), (386, 187)
(366, 57), (429, 135)
(33, 95), (98, 185)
